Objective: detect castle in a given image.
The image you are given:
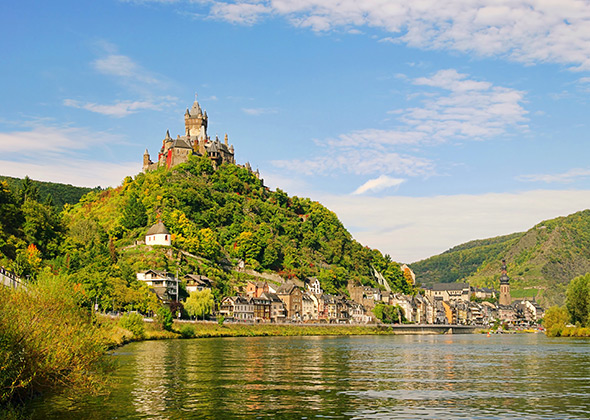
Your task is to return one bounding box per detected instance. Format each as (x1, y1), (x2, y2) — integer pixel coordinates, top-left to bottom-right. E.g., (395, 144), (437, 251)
(143, 96), (238, 172)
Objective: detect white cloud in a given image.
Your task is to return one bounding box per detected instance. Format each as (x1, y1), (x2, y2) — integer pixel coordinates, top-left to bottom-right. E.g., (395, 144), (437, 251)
(272, 150), (434, 177)
(518, 168), (590, 183)
(0, 126), (124, 155)
(322, 189), (590, 263)
(0, 159), (139, 188)
(160, 0), (590, 71)
(93, 54), (162, 85)
(209, 1), (271, 25)
(273, 69), (526, 178)
(242, 107), (278, 116)
(0, 125), (138, 187)
(63, 98), (171, 117)
(352, 175), (405, 195)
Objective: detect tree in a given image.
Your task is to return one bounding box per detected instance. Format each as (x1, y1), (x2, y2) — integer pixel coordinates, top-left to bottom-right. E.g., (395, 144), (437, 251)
(544, 306), (570, 336)
(120, 193), (147, 230)
(373, 303), (406, 324)
(184, 289), (214, 320)
(156, 306), (173, 331)
(19, 176), (39, 203)
(566, 273), (590, 327)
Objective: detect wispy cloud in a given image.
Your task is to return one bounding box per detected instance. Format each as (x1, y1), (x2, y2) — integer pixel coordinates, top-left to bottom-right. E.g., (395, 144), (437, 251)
(272, 151), (434, 177)
(242, 107), (278, 116)
(273, 69), (526, 178)
(210, 1), (271, 25)
(0, 159), (138, 188)
(137, 0), (590, 71)
(63, 98), (174, 117)
(518, 168), (590, 184)
(0, 126), (123, 155)
(352, 175), (405, 195)
(93, 54), (161, 85)
(0, 124), (136, 187)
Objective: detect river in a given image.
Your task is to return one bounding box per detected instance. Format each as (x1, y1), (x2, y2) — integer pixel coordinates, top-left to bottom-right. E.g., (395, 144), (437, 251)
(27, 333), (590, 419)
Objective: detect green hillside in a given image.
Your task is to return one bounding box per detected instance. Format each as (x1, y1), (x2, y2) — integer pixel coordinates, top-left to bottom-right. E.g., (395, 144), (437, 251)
(0, 175), (97, 208)
(1, 155), (414, 311)
(412, 210), (590, 306)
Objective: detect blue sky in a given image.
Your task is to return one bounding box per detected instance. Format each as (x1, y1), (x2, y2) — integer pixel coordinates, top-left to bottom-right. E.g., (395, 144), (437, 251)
(2, 0), (590, 262)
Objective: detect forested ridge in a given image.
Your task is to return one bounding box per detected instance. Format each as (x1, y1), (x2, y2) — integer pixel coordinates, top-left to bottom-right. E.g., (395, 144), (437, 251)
(0, 175), (97, 209)
(412, 210), (590, 306)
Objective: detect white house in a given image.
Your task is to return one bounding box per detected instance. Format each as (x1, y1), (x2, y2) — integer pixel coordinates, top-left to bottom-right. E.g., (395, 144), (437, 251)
(307, 277), (322, 295)
(145, 221), (171, 246)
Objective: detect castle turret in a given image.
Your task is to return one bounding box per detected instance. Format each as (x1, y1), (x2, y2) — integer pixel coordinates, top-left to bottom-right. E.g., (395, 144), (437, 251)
(143, 149), (151, 171)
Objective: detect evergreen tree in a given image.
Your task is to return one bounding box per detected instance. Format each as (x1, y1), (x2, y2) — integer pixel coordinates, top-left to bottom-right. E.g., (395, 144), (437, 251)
(19, 176), (39, 203)
(121, 193), (148, 230)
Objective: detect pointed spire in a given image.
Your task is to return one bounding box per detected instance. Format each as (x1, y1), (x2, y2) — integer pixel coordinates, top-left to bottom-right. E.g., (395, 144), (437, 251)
(144, 148), (149, 155)
(224, 133), (229, 146)
(165, 129), (171, 139)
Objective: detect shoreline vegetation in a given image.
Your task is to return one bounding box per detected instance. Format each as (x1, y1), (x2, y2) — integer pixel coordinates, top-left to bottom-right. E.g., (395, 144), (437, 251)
(105, 316), (403, 347)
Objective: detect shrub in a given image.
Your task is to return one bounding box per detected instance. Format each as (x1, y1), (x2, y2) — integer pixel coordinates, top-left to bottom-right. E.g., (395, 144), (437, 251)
(156, 307), (173, 331)
(178, 324), (196, 338)
(118, 312), (145, 339)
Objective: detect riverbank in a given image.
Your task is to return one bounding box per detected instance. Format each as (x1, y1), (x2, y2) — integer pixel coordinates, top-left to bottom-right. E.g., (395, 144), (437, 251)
(547, 325), (590, 337)
(100, 315), (402, 347)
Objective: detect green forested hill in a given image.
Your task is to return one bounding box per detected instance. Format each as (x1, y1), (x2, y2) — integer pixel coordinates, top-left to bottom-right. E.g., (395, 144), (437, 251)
(0, 175), (97, 208)
(412, 210), (590, 306)
(0, 155), (413, 311)
(411, 233), (523, 285)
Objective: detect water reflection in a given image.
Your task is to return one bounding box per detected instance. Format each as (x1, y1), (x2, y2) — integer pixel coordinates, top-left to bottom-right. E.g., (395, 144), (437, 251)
(27, 334), (590, 419)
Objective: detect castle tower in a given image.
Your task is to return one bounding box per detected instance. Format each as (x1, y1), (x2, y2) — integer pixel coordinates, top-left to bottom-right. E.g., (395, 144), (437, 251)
(184, 94), (208, 141)
(499, 259), (511, 306)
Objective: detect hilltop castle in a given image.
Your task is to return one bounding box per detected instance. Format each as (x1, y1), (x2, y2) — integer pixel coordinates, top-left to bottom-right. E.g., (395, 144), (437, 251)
(143, 96), (238, 172)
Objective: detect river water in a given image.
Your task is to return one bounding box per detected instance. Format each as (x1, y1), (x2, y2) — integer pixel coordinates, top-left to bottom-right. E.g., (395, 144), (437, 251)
(28, 333), (590, 419)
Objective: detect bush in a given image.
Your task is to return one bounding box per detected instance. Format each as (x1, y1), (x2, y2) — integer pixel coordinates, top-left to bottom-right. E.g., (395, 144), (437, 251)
(156, 307), (173, 331)
(178, 324), (196, 338)
(118, 312), (145, 339)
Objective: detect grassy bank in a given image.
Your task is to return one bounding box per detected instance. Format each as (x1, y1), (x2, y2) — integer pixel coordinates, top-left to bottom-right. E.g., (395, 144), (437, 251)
(0, 274), (112, 407)
(172, 321), (395, 339)
(98, 315), (397, 346)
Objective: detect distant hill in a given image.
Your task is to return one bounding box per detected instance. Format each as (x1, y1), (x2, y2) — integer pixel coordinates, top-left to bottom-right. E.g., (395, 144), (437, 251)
(0, 175), (98, 208)
(412, 210), (590, 306)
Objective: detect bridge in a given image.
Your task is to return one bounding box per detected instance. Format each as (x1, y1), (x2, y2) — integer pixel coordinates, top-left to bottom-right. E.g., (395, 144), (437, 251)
(0, 267), (25, 289)
(390, 324), (480, 334)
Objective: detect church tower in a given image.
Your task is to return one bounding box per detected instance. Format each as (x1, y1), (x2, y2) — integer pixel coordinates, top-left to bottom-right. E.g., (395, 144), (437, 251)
(499, 259), (511, 306)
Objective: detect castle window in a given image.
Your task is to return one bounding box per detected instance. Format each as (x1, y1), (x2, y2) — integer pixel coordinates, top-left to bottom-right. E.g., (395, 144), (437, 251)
(165, 235), (168, 240)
